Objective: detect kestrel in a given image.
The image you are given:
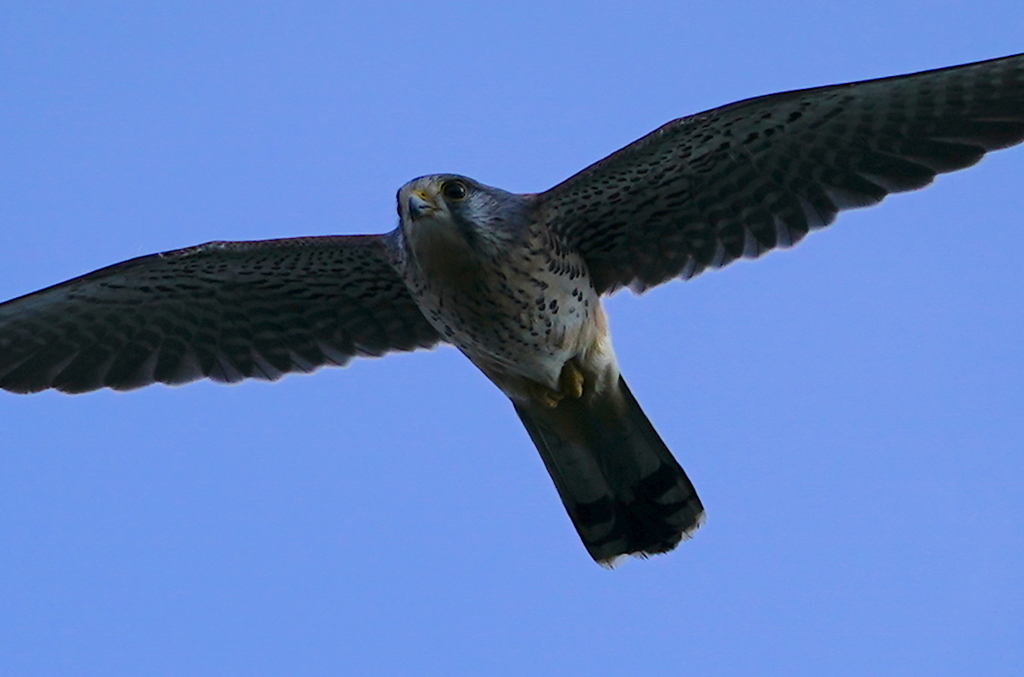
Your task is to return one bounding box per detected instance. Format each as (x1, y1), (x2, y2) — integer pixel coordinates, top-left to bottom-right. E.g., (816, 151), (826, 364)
(2, 54), (1023, 565)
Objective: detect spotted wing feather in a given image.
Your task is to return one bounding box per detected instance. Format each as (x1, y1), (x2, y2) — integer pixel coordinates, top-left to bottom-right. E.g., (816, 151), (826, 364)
(539, 53), (1024, 293)
(0, 235), (441, 393)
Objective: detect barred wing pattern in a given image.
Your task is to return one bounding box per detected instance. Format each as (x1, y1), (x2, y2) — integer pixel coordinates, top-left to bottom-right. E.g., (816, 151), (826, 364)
(539, 53), (1024, 294)
(0, 235), (441, 393)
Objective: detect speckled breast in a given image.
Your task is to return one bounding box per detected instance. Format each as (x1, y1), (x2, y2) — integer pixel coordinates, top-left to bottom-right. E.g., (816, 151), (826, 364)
(408, 231), (598, 385)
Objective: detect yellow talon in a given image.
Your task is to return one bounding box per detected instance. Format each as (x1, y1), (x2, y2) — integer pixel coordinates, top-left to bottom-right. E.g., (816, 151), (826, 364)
(528, 360), (586, 408)
(540, 391), (562, 408)
(528, 381), (563, 408)
(560, 360), (585, 400)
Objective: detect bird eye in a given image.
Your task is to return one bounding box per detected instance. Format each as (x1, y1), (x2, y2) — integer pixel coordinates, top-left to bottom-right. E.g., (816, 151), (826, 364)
(441, 180), (468, 201)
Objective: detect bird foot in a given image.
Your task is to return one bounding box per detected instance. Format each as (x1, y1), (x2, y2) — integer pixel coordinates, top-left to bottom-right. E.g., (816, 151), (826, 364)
(560, 359), (585, 400)
(529, 360), (585, 408)
(530, 385), (563, 408)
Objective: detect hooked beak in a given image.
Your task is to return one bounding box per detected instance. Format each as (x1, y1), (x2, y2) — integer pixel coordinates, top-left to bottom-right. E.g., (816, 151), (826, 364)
(407, 191), (438, 220)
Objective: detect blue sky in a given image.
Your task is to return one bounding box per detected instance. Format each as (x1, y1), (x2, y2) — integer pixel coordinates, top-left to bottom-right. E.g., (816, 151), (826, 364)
(1, 2), (1022, 675)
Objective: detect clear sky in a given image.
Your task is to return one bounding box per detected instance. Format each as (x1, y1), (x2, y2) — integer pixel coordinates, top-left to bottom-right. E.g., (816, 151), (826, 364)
(2, 3), (1022, 676)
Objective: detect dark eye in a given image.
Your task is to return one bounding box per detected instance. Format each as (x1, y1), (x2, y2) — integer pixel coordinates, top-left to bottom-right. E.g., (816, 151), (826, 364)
(441, 180), (468, 201)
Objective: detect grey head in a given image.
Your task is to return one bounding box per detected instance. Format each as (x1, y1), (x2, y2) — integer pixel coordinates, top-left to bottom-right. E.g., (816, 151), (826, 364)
(395, 174), (534, 258)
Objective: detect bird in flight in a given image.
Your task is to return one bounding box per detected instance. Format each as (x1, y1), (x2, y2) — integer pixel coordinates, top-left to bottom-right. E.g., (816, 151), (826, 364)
(2, 53), (1022, 565)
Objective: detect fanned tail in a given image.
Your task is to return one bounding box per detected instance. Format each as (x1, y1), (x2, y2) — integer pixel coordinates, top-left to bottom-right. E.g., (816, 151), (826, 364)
(514, 375), (704, 566)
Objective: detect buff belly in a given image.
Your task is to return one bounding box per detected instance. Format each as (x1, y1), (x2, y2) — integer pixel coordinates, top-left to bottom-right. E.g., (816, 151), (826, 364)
(424, 278), (618, 407)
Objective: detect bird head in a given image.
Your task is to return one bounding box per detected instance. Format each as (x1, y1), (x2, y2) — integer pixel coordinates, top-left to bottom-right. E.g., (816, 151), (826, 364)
(398, 174), (474, 232)
(396, 174), (531, 262)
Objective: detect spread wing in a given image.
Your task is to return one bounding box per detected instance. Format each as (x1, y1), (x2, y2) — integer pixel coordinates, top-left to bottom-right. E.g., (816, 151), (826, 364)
(0, 235), (442, 393)
(538, 53), (1024, 294)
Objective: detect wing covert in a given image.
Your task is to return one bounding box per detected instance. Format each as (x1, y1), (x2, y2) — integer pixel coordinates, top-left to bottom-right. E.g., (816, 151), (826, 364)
(538, 53), (1024, 293)
(0, 235), (442, 393)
